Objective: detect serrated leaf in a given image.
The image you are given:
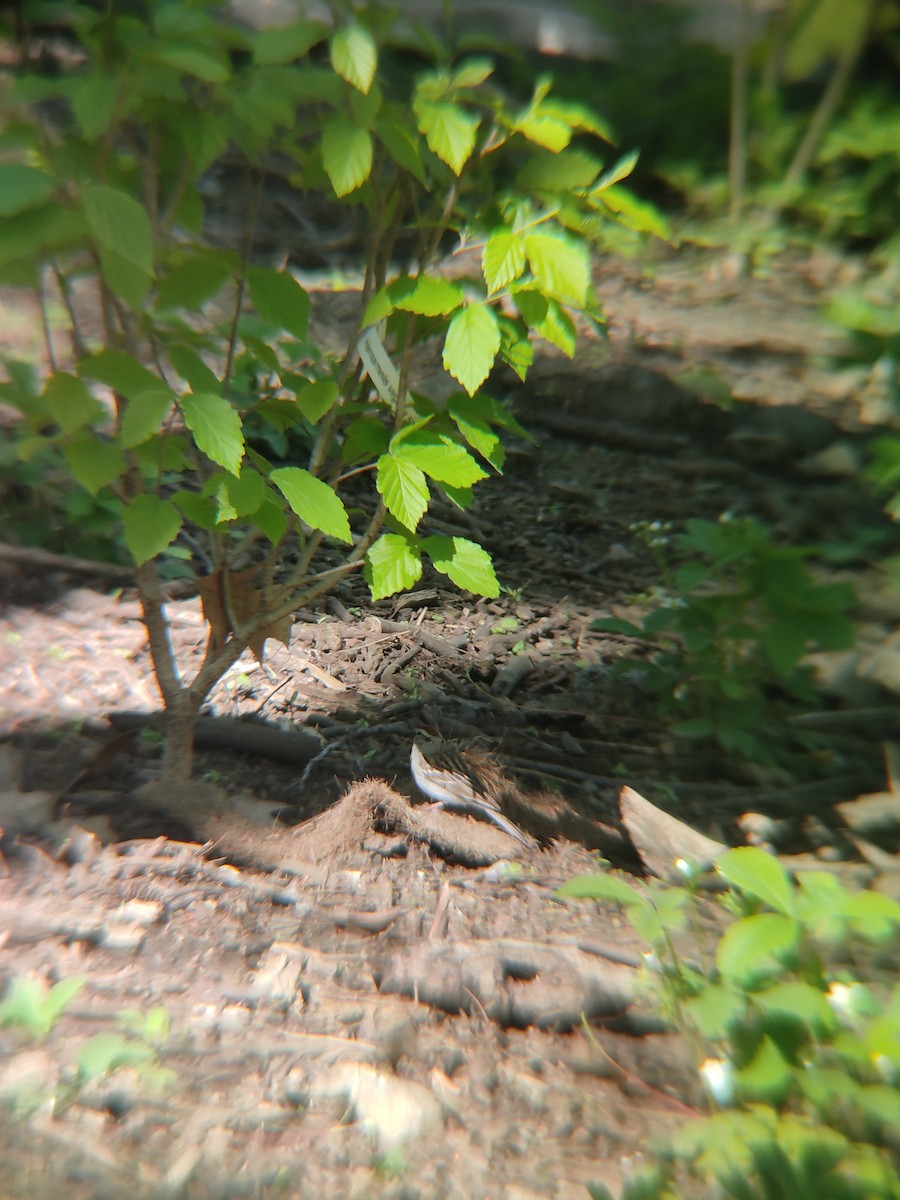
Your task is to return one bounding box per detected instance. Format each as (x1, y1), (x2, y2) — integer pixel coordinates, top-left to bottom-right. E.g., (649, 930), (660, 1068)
(247, 267), (310, 339)
(43, 371), (101, 434)
(270, 467), (351, 542)
(716, 847), (795, 915)
(594, 185), (670, 240)
(64, 437), (126, 495)
(364, 533), (422, 601)
(511, 287), (549, 328)
(415, 99), (479, 174)
(293, 380), (337, 424)
(524, 232), (590, 308)
(420, 535), (498, 597)
(482, 231), (525, 294)
(392, 275), (464, 317)
(120, 387), (173, 448)
(716, 913), (798, 985)
(321, 117), (373, 196)
(181, 393), (244, 475)
(443, 303), (501, 396)
(254, 19), (328, 65)
(538, 300), (576, 357)
(0, 164), (55, 217)
(515, 112), (572, 152)
(330, 22), (376, 94)
(83, 184), (153, 280)
(172, 490), (218, 529)
(376, 453), (429, 531)
(123, 494), (182, 565)
(362, 285), (394, 326)
(393, 431), (488, 487)
(224, 468), (265, 517)
(449, 397), (502, 467)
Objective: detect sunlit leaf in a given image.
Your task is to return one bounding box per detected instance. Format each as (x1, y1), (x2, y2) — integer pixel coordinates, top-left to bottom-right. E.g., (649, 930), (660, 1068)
(181, 393), (244, 475)
(365, 532), (422, 600)
(443, 302), (501, 395)
(420, 535), (498, 596)
(270, 467), (352, 542)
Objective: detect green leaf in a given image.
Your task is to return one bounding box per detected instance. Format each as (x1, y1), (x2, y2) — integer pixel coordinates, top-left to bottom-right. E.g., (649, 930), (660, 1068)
(70, 71), (118, 139)
(0, 164), (54, 216)
(737, 1036), (792, 1103)
(450, 58), (493, 88)
(76, 1032), (155, 1082)
(43, 372), (101, 434)
(482, 231), (526, 294)
(168, 345), (220, 394)
(181, 393), (244, 475)
(843, 890), (900, 941)
(594, 150), (639, 191)
(443, 303), (501, 396)
(155, 252), (233, 311)
(538, 300), (576, 357)
(152, 46), (229, 83)
(64, 437), (126, 495)
(83, 184), (153, 280)
(362, 285), (394, 326)
(393, 431), (488, 487)
(330, 22), (376, 94)
(321, 118), (373, 197)
(120, 388), (173, 448)
(375, 115), (426, 185)
(753, 980), (835, 1034)
(270, 467), (352, 542)
(515, 112), (572, 152)
(392, 276), (464, 317)
(224, 468), (265, 517)
(594, 185), (670, 240)
(524, 231), (590, 308)
(420, 535), (498, 596)
(591, 616), (645, 637)
(557, 872), (649, 907)
(0, 975), (85, 1036)
(716, 847), (795, 915)
(365, 533), (422, 601)
(254, 19), (328, 65)
(293, 380), (337, 424)
(716, 913), (798, 985)
(449, 397), (502, 468)
(511, 287), (549, 328)
(683, 983), (745, 1038)
(79, 350), (161, 400)
(376, 453), (429, 531)
(247, 267), (310, 339)
(516, 148), (602, 193)
(172, 490), (218, 529)
(415, 100), (479, 174)
(255, 494), (288, 544)
(123, 495), (182, 565)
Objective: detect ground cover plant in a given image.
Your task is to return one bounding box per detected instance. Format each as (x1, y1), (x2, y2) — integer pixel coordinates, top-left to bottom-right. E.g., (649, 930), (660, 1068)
(0, 0), (655, 779)
(561, 847), (900, 1199)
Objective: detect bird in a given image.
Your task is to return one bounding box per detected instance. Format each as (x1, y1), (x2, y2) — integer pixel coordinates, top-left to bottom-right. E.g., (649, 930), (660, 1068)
(409, 738), (534, 847)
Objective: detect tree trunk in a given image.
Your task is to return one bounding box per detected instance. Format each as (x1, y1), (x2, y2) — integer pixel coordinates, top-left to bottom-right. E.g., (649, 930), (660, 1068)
(161, 692), (200, 781)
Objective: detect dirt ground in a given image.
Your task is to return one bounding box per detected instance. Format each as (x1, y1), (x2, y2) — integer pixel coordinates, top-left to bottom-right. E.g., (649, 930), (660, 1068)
(1, 241), (899, 1199)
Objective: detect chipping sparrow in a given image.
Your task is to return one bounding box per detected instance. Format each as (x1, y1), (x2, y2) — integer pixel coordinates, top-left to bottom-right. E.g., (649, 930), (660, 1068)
(410, 738), (533, 847)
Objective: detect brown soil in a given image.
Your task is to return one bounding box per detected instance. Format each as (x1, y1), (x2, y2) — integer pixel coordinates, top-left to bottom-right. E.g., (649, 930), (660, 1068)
(0, 244), (898, 1199)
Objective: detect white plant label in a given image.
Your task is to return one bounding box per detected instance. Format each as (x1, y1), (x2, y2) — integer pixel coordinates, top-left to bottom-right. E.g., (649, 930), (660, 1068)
(358, 324), (399, 406)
